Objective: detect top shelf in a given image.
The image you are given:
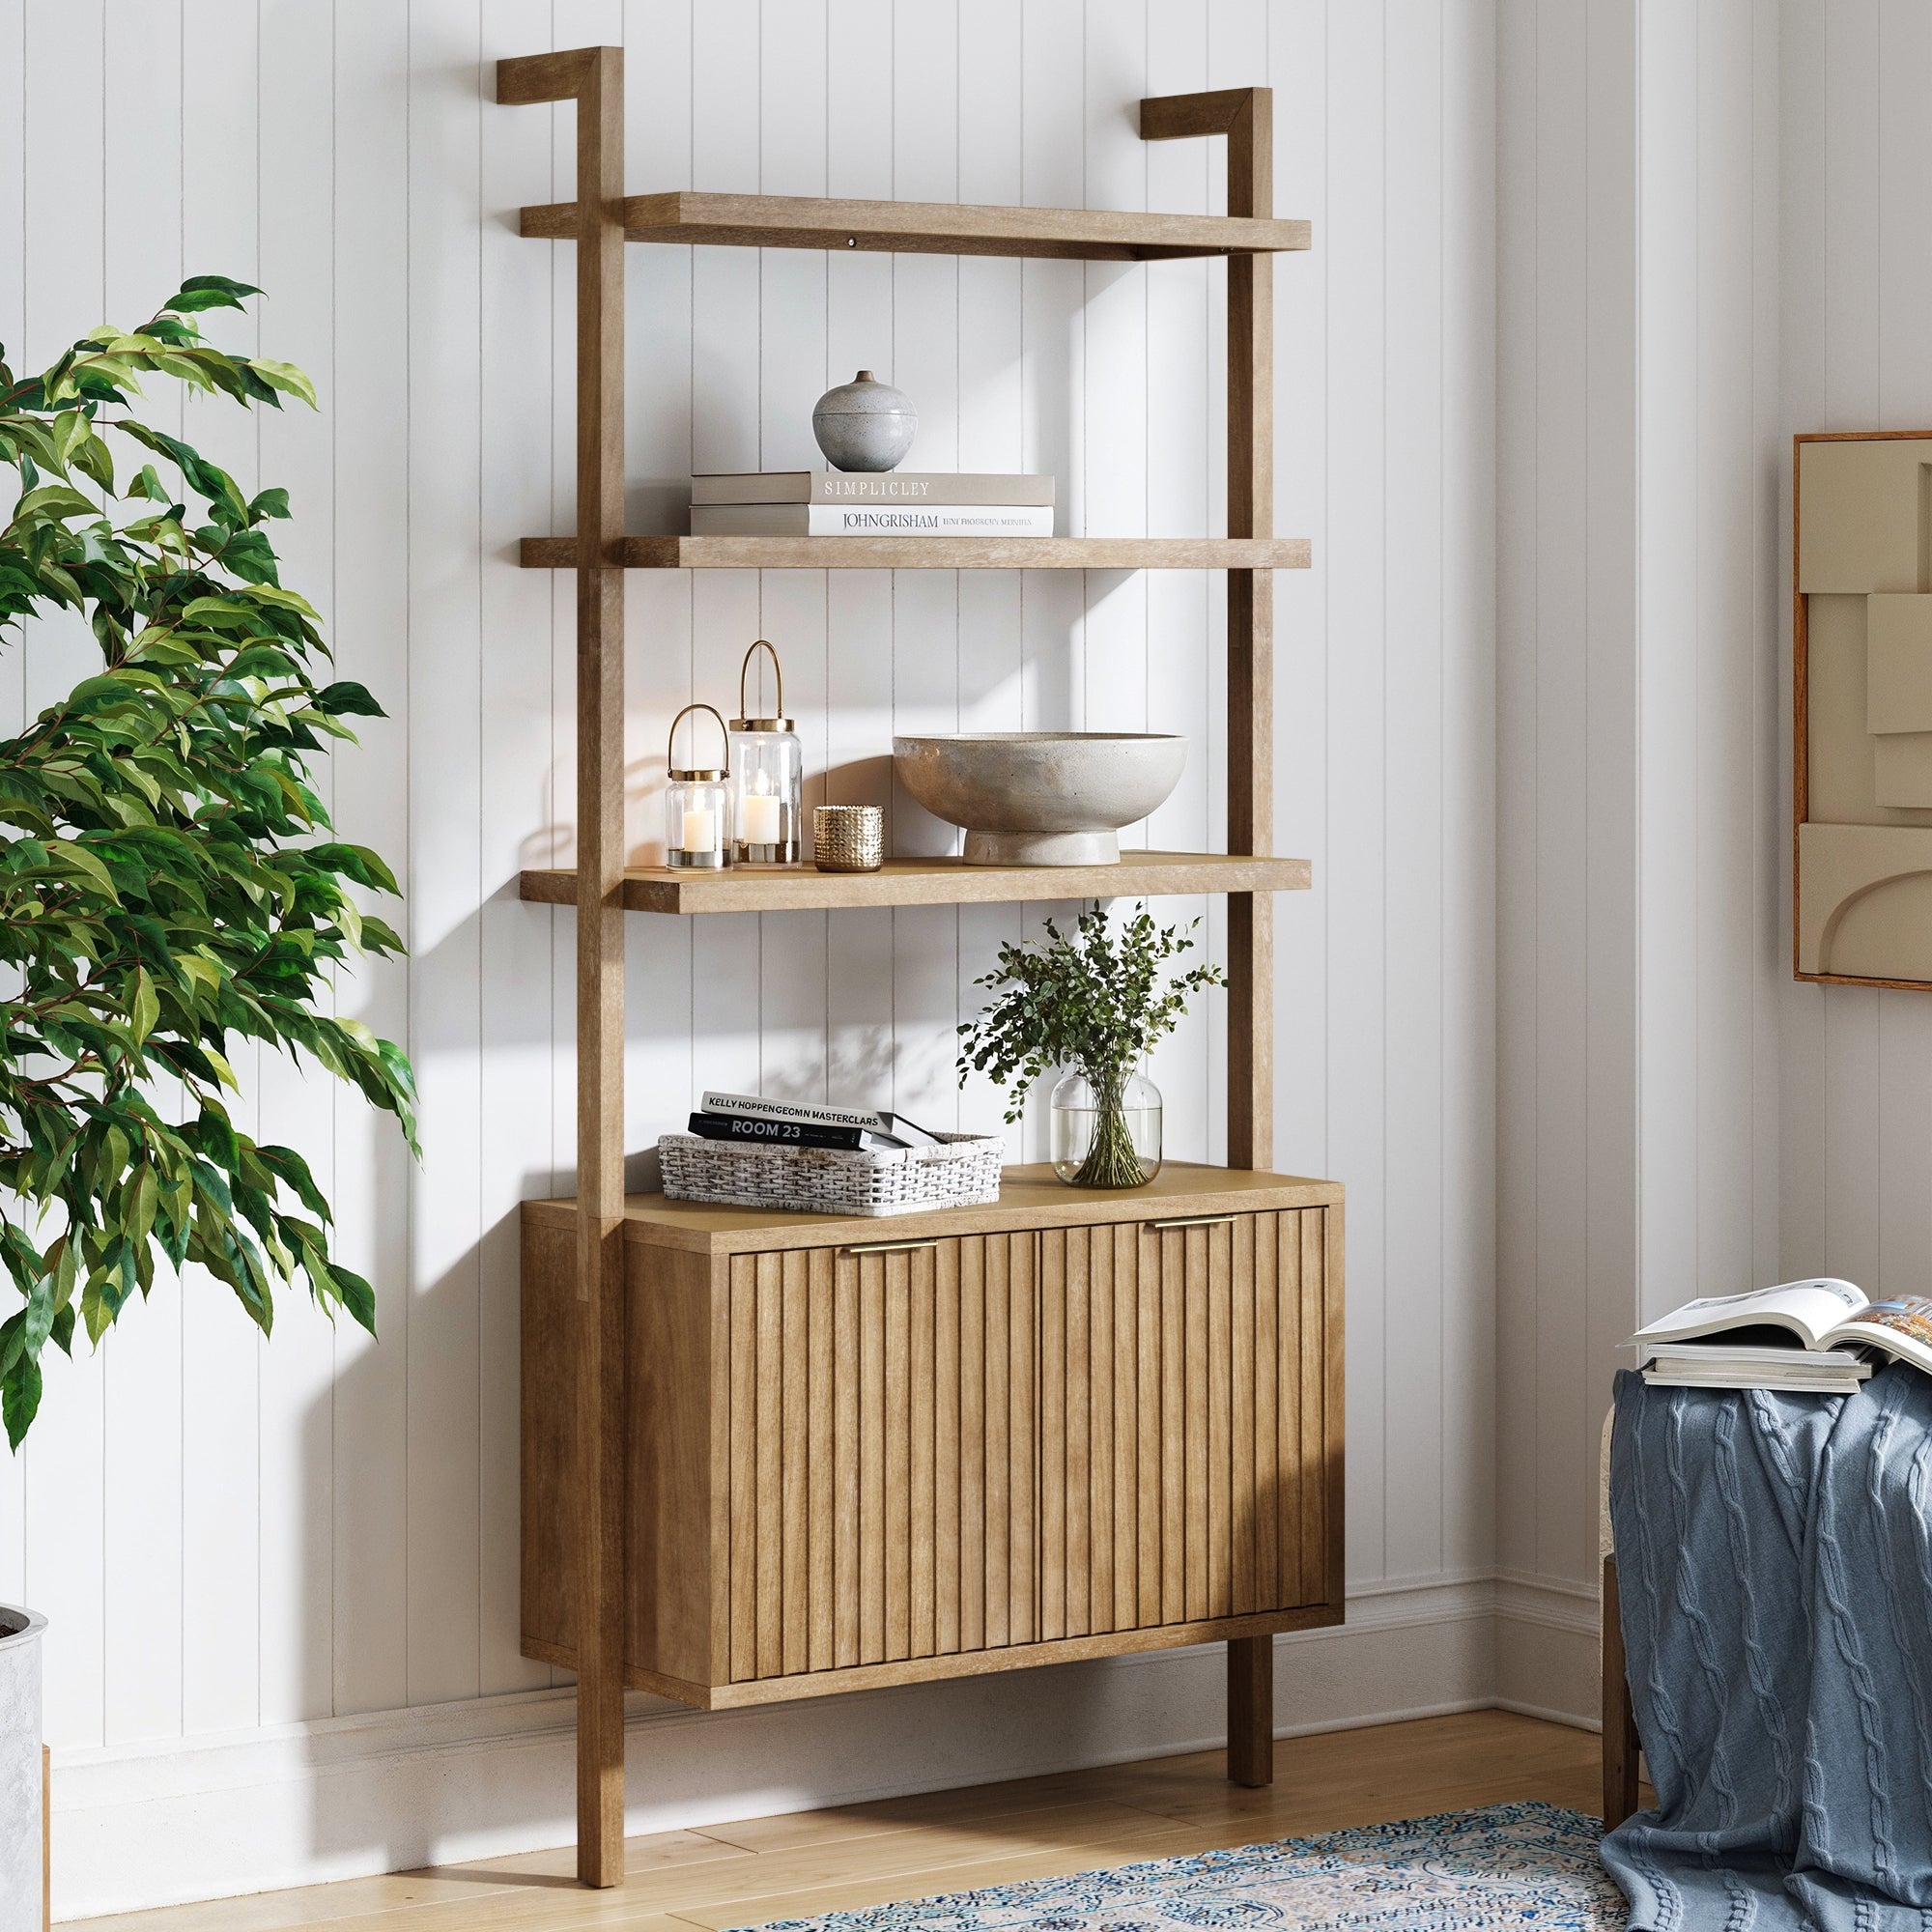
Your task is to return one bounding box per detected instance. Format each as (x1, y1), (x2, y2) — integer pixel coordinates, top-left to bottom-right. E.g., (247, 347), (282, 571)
(517, 191), (1312, 263)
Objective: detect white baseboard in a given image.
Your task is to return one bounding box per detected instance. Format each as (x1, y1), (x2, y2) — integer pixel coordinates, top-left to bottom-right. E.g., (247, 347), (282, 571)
(51, 1578), (1502, 1919)
(1493, 1572), (1600, 1729)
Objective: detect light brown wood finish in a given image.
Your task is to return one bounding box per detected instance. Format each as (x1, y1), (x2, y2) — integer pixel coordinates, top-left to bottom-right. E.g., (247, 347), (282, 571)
(81, 1715), (1608, 1932)
(630, 1245), (716, 1690)
(1035, 1216), (1320, 1656)
(518, 534), (1311, 570)
(498, 65), (1333, 1884)
(497, 44), (628, 1888)
(710, 1235), (1056, 1690)
(515, 188), (1311, 259)
(524, 1162), (1344, 1253)
(524, 1185), (1341, 1712)
(519, 850), (1312, 915)
(1143, 84), (1281, 1786)
(627, 1604), (1338, 1712)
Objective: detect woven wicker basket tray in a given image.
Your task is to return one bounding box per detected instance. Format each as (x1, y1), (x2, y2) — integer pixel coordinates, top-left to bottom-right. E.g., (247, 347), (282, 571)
(657, 1130), (1004, 1218)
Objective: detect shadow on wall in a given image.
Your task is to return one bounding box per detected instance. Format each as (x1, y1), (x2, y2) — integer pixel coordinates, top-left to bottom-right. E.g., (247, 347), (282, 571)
(289, 1232), (1140, 1878)
(499, 552), (1136, 881)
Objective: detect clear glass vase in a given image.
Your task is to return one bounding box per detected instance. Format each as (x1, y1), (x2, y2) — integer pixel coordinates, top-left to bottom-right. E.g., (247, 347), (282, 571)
(1049, 1066), (1162, 1188)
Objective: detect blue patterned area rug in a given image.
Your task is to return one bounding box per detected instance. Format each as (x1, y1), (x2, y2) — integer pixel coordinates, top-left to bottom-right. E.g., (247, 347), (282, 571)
(745, 1803), (1624, 1932)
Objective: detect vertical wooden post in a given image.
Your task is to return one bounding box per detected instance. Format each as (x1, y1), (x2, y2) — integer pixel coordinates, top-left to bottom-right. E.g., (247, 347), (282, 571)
(1140, 83), (1277, 1792)
(1224, 1633), (1273, 1788)
(497, 45), (629, 1889)
(1225, 89), (1274, 1179)
(1602, 1556), (1641, 1828)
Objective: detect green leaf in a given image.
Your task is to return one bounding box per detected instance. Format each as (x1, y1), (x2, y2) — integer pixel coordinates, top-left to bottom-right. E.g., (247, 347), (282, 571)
(332, 1264), (377, 1335)
(168, 275), (263, 313)
(3, 1358), (42, 1450)
(48, 838), (118, 900)
(11, 482), (100, 522)
(248, 358), (318, 409)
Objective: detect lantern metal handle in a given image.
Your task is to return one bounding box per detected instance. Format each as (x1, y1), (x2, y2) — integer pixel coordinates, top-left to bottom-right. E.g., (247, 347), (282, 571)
(739, 639), (785, 720)
(667, 701), (731, 779)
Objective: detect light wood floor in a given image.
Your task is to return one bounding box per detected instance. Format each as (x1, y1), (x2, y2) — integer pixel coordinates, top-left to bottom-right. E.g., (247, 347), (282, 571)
(87, 1712), (1607, 1932)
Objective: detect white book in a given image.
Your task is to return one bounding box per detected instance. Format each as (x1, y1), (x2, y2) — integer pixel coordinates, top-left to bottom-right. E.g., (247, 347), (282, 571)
(692, 469), (1055, 507)
(1644, 1347), (1870, 1382)
(1646, 1345), (1870, 1376)
(700, 1090), (888, 1134)
(690, 502), (1057, 538)
(1631, 1276), (1932, 1379)
(1642, 1368), (1870, 1394)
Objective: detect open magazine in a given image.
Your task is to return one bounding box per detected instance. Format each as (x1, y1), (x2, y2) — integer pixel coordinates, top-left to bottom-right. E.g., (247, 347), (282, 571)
(1631, 1277), (1932, 1391)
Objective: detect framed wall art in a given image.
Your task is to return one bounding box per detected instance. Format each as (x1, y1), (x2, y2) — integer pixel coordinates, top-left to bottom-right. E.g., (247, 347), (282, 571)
(1794, 430), (1932, 987)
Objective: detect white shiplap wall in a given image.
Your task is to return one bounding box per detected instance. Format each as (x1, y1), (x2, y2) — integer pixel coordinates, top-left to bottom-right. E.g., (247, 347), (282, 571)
(1492, 0), (1784, 1714)
(0, 1), (1499, 1913)
(1778, 1), (1932, 1307)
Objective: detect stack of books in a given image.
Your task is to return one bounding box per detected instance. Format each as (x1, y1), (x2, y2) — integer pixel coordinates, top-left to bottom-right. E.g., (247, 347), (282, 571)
(1640, 1343), (1872, 1396)
(686, 1089), (945, 1152)
(1626, 1276), (1932, 1395)
(690, 470), (1055, 538)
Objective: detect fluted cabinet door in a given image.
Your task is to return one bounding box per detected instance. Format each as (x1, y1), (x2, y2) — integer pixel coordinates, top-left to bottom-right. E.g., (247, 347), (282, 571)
(723, 1233), (1037, 1686)
(1037, 1211), (1331, 1641)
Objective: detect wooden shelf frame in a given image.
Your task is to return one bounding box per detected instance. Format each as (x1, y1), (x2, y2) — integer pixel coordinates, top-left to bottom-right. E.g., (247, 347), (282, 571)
(497, 49), (1304, 1889)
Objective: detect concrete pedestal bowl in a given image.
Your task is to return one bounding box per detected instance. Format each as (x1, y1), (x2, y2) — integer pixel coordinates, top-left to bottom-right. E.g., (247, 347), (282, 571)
(0, 1605), (44, 1932)
(893, 732), (1188, 865)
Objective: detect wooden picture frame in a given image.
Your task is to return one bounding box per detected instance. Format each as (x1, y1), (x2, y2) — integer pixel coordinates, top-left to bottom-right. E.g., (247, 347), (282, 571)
(1793, 429), (1932, 989)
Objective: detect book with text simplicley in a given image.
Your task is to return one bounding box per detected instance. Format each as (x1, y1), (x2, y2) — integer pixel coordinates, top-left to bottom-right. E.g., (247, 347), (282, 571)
(691, 502), (1055, 537)
(692, 469), (1054, 506)
(1630, 1276), (1932, 1390)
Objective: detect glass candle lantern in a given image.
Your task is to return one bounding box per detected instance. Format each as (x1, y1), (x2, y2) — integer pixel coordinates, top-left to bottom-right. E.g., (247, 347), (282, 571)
(728, 639), (804, 867)
(665, 702), (733, 869)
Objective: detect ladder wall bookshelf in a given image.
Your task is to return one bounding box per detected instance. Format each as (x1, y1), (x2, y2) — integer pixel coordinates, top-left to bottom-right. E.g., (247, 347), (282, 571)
(495, 46), (1338, 1890)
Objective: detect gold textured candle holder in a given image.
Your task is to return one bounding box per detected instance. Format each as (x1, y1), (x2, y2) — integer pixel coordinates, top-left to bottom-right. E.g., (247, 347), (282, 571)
(812, 804), (884, 872)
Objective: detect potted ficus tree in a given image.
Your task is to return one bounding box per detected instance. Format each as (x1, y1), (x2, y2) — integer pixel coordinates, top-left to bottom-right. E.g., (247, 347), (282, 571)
(958, 902), (1224, 1188)
(0, 277), (414, 1918)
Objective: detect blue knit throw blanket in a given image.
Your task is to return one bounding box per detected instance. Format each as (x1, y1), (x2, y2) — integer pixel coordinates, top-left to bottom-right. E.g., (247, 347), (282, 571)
(1605, 1364), (1932, 1929)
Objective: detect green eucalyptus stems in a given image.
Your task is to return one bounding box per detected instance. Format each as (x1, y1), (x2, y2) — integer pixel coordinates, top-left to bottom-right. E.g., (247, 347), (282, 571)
(957, 902), (1225, 1187)
(0, 276), (417, 1445)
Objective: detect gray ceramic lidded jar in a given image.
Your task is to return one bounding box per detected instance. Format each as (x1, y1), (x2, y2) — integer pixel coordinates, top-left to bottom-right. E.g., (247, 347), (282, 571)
(812, 369), (917, 472)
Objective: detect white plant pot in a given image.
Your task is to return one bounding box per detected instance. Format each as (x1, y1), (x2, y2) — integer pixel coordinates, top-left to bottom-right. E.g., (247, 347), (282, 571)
(0, 1606), (43, 1932)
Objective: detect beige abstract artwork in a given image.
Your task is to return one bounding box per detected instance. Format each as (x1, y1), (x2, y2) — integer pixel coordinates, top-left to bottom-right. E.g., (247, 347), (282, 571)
(1796, 432), (1932, 986)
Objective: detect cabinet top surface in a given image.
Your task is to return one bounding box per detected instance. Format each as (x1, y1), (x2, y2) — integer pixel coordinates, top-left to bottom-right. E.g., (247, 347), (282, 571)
(524, 1162), (1343, 1254)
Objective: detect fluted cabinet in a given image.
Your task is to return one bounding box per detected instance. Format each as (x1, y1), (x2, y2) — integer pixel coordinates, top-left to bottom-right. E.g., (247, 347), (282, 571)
(522, 1169), (1343, 1709)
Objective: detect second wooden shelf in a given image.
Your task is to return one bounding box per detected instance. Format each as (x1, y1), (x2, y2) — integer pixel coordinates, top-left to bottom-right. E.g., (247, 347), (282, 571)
(515, 188), (1312, 261)
(519, 535), (1310, 572)
(519, 850), (1312, 915)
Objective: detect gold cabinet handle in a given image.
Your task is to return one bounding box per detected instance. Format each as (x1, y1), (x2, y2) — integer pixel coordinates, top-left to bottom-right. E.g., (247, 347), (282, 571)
(1147, 1213), (1236, 1230)
(842, 1237), (940, 1256)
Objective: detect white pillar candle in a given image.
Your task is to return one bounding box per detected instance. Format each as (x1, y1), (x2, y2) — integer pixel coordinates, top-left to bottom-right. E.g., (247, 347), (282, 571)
(680, 806), (716, 852)
(742, 792), (781, 846)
